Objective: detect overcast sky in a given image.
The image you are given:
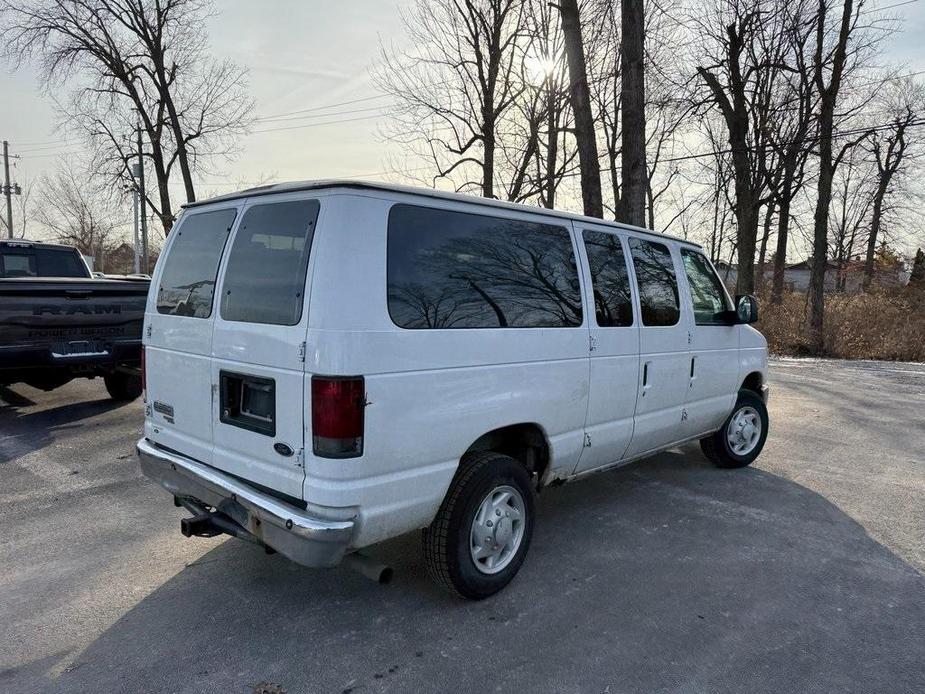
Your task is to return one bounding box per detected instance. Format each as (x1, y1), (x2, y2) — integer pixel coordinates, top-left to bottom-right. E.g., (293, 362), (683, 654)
(1, 0), (923, 228)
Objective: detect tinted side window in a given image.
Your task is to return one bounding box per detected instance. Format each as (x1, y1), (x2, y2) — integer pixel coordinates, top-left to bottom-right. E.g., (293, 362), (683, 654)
(681, 250), (731, 325)
(220, 199), (319, 326)
(628, 238), (680, 327)
(157, 208), (237, 318)
(582, 231), (633, 327)
(388, 204), (582, 329)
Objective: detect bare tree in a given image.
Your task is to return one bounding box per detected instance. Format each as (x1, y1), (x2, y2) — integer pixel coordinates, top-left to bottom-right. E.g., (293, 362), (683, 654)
(769, 0), (817, 303)
(557, 0), (603, 217)
(375, 0), (526, 199)
(695, 0), (788, 294)
(1, 0), (253, 234)
(497, 3), (575, 205)
(523, 2), (574, 208)
(862, 79), (923, 289)
(35, 159), (122, 269)
(808, 0), (865, 352)
(828, 147), (875, 290)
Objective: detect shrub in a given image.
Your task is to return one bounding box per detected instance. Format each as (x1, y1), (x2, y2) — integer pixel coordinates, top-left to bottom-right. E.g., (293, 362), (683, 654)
(755, 289), (925, 362)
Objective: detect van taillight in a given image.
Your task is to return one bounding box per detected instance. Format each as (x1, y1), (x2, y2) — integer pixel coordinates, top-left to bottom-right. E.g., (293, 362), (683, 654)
(311, 376), (365, 458)
(141, 347), (146, 399)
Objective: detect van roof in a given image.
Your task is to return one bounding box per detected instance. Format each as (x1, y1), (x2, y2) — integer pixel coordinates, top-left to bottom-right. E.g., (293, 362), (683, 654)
(184, 179), (700, 248)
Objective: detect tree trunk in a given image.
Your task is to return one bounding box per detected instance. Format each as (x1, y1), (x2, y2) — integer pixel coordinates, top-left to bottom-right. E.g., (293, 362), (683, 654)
(544, 81), (559, 209)
(482, 114), (496, 199)
(809, 0), (854, 354)
(809, 111), (834, 353)
(863, 180), (889, 290)
(733, 197), (759, 295)
(142, 123), (175, 235)
(771, 194), (791, 303)
(163, 96), (197, 203)
(558, 0), (603, 218)
(697, 21), (760, 296)
(757, 201), (774, 289)
(615, 0), (646, 227)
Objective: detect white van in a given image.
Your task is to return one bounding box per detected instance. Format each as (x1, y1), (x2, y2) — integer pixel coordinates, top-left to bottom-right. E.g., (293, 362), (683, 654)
(138, 181), (769, 599)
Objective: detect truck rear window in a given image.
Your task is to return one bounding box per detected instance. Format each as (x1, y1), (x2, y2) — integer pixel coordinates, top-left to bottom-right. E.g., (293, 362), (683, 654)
(156, 208), (237, 318)
(219, 199), (319, 326)
(0, 248), (87, 278)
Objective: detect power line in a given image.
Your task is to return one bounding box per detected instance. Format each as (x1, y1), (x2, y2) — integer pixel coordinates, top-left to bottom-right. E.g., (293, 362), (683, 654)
(253, 105), (387, 125)
(254, 94), (389, 122)
(17, 150), (82, 160)
(868, 0), (920, 13)
(10, 137), (70, 148)
(15, 142), (79, 155)
(249, 113), (383, 135)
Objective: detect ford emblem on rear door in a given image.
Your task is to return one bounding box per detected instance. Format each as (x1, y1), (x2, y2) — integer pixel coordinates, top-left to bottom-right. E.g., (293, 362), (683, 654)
(274, 442), (294, 457)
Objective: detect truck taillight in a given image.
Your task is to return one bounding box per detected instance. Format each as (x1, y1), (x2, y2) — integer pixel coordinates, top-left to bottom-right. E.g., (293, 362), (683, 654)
(141, 346), (146, 399)
(311, 376), (365, 458)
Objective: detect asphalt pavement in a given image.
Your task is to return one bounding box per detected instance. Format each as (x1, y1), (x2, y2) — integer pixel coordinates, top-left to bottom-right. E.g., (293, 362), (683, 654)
(1, 358), (923, 694)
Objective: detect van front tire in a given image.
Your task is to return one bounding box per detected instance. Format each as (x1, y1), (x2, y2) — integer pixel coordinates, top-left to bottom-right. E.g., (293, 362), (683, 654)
(700, 389), (769, 468)
(423, 451), (534, 599)
(104, 372), (143, 401)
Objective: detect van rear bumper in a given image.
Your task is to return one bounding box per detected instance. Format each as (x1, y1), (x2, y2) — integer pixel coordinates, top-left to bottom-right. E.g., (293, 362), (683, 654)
(137, 437), (354, 568)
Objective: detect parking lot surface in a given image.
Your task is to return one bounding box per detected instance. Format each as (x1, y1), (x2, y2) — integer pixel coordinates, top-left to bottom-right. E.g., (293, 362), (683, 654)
(1, 358), (923, 694)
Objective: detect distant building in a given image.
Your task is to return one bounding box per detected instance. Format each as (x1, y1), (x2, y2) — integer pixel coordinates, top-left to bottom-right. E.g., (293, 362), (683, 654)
(713, 258), (909, 293)
(106, 242), (137, 275)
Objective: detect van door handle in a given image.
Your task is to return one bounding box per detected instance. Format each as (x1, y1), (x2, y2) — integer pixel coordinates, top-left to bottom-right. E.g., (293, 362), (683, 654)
(689, 356), (697, 388)
(642, 361), (652, 396)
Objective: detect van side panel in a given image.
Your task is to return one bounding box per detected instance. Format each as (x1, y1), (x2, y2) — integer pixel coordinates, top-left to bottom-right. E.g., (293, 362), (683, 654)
(303, 194), (590, 549)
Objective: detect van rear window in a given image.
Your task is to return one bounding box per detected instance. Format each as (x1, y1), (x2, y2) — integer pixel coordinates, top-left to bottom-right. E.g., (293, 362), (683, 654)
(219, 199), (319, 326)
(156, 208), (237, 318)
(387, 204), (583, 329)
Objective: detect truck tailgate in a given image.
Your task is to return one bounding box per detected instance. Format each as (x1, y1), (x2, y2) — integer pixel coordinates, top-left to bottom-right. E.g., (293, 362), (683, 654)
(0, 278), (149, 368)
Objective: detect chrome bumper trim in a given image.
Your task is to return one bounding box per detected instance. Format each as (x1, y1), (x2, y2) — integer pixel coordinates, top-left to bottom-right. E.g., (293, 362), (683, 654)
(137, 437), (354, 568)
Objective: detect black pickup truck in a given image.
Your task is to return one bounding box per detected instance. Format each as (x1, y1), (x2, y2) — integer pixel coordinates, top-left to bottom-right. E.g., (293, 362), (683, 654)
(0, 239), (150, 400)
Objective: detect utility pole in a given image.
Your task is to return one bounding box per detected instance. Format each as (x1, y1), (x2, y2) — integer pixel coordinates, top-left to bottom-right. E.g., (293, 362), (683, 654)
(136, 125), (149, 274)
(3, 141), (13, 239)
(130, 167), (141, 274)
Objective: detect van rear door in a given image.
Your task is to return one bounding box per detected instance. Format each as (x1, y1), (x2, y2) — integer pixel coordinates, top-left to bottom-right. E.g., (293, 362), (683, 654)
(210, 197), (320, 500)
(144, 206), (239, 466)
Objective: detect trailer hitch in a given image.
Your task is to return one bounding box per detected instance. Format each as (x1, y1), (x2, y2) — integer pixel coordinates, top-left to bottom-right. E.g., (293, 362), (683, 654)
(175, 495), (272, 552)
(180, 511), (223, 538)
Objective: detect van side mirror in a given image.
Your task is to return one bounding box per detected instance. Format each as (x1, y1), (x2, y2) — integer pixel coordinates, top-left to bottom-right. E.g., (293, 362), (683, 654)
(734, 294), (759, 324)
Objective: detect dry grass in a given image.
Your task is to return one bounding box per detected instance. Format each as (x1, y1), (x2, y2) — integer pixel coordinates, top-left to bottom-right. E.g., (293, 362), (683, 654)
(756, 289), (925, 362)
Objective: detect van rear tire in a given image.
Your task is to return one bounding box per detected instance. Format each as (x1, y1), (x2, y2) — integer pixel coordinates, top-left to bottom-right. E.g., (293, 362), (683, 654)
(104, 372), (143, 401)
(422, 451), (534, 599)
(700, 389), (769, 468)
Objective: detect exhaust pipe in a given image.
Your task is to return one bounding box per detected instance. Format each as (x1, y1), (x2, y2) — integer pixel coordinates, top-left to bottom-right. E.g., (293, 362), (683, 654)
(343, 552), (393, 584)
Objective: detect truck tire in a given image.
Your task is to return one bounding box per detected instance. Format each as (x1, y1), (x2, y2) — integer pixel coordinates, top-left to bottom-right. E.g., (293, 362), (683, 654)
(700, 389), (769, 468)
(104, 372), (143, 401)
(422, 451), (535, 599)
